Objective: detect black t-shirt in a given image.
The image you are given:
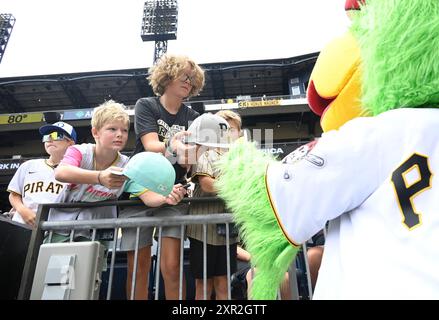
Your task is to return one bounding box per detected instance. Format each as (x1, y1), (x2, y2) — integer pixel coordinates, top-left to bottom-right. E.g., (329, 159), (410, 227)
(132, 97), (199, 184)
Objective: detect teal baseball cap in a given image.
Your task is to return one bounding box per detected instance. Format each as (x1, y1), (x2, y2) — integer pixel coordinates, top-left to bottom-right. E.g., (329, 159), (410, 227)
(123, 152), (176, 196)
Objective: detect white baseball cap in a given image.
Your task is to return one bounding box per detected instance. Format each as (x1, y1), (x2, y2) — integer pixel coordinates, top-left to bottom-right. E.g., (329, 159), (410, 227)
(39, 121), (77, 143)
(186, 113), (231, 148)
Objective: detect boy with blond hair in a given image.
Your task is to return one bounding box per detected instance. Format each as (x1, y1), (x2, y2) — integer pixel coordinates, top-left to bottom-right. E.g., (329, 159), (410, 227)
(46, 100), (130, 242)
(49, 100), (187, 303)
(215, 110), (242, 142)
(52, 100), (185, 236)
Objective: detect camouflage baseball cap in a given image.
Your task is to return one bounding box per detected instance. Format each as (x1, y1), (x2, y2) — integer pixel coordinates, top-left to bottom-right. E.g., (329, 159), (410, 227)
(123, 152), (175, 196)
(186, 113), (231, 148)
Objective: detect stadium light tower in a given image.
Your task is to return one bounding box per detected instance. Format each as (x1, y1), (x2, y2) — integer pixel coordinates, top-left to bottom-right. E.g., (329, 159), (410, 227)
(0, 14), (16, 64)
(141, 0), (178, 63)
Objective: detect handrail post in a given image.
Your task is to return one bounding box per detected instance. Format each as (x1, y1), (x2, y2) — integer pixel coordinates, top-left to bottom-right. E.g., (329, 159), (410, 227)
(18, 203), (50, 300)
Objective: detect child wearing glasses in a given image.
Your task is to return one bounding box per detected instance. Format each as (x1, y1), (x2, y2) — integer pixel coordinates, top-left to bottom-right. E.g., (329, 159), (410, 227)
(119, 54), (205, 299)
(7, 121), (77, 227)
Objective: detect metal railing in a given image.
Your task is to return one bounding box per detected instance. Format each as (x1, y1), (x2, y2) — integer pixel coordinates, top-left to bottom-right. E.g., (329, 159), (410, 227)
(18, 197), (312, 300)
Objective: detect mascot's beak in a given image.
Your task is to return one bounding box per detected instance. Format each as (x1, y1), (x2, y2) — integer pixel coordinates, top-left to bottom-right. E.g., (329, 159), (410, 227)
(307, 32), (366, 132)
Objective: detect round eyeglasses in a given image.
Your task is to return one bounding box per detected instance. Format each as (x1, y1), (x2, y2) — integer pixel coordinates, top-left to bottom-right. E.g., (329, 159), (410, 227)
(179, 73), (195, 85)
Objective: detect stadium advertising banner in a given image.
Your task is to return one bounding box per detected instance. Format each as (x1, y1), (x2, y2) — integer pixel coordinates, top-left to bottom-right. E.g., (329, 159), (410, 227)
(0, 159), (23, 176)
(62, 108), (94, 121)
(260, 142), (308, 159)
(0, 108), (135, 127)
(0, 113), (44, 125)
(238, 99), (281, 108)
(0, 108), (95, 126)
(205, 97), (308, 112)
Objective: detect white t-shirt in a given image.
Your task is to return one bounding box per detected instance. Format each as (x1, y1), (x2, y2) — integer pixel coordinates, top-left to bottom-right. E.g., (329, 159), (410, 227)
(48, 143), (129, 236)
(7, 159), (66, 224)
(266, 108), (439, 299)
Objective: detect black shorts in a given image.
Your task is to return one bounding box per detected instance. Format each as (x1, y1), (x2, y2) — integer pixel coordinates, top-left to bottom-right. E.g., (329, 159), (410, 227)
(310, 230), (325, 247)
(189, 238), (237, 279)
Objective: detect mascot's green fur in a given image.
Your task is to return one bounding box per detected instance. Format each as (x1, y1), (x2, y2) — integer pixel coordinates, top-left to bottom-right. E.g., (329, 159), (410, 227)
(352, 0), (439, 114)
(216, 0), (439, 300)
(216, 141), (299, 300)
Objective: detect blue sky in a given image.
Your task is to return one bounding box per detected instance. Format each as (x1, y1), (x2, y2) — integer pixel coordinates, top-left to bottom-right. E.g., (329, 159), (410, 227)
(0, 0), (350, 77)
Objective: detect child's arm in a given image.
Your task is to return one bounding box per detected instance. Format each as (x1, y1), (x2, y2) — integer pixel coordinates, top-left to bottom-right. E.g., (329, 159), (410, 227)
(193, 150), (218, 193)
(141, 131), (190, 158)
(237, 245), (251, 262)
(138, 184), (187, 207)
(55, 146), (126, 189)
(138, 190), (167, 207)
(8, 192), (36, 227)
(7, 162), (36, 226)
(198, 175), (217, 193)
(55, 165), (126, 189)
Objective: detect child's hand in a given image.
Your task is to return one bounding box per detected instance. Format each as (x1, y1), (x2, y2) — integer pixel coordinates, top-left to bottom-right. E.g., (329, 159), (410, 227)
(171, 131), (191, 145)
(177, 143), (198, 169)
(20, 207), (37, 228)
(98, 166), (126, 189)
(169, 131), (199, 169)
(165, 183), (187, 205)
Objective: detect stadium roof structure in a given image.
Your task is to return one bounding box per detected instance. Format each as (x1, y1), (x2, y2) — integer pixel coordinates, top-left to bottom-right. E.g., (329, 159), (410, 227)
(0, 52), (318, 114)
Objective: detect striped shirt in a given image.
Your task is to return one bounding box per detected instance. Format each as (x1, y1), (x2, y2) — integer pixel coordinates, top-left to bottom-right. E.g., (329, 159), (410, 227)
(187, 149), (239, 245)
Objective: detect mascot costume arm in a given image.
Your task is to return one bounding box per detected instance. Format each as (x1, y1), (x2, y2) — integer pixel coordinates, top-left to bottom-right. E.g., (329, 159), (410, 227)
(215, 142), (298, 300)
(215, 0), (368, 300)
(216, 0), (439, 300)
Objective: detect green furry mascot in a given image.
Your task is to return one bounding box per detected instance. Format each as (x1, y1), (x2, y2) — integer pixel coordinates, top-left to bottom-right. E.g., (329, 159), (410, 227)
(217, 0), (439, 300)
(216, 142), (299, 300)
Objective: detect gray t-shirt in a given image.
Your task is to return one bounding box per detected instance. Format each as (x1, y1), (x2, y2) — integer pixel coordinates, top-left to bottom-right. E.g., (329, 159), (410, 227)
(132, 97), (199, 184)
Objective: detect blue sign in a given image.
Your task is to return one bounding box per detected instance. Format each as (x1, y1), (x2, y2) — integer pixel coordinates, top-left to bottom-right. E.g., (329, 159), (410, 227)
(62, 109), (94, 121)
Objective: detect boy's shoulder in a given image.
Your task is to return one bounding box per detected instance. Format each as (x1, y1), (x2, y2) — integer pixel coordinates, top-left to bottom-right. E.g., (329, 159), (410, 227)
(137, 96), (157, 103)
(12, 158), (44, 175)
(185, 105), (200, 119)
(202, 148), (224, 161)
(69, 143), (93, 153)
(193, 149), (223, 175)
(21, 158), (46, 166)
(136, 97), (160, 108)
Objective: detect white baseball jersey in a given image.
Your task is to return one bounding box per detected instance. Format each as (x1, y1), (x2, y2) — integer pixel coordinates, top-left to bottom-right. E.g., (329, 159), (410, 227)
(7, 159), (65, 224)
(266, 108), (439, 299)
